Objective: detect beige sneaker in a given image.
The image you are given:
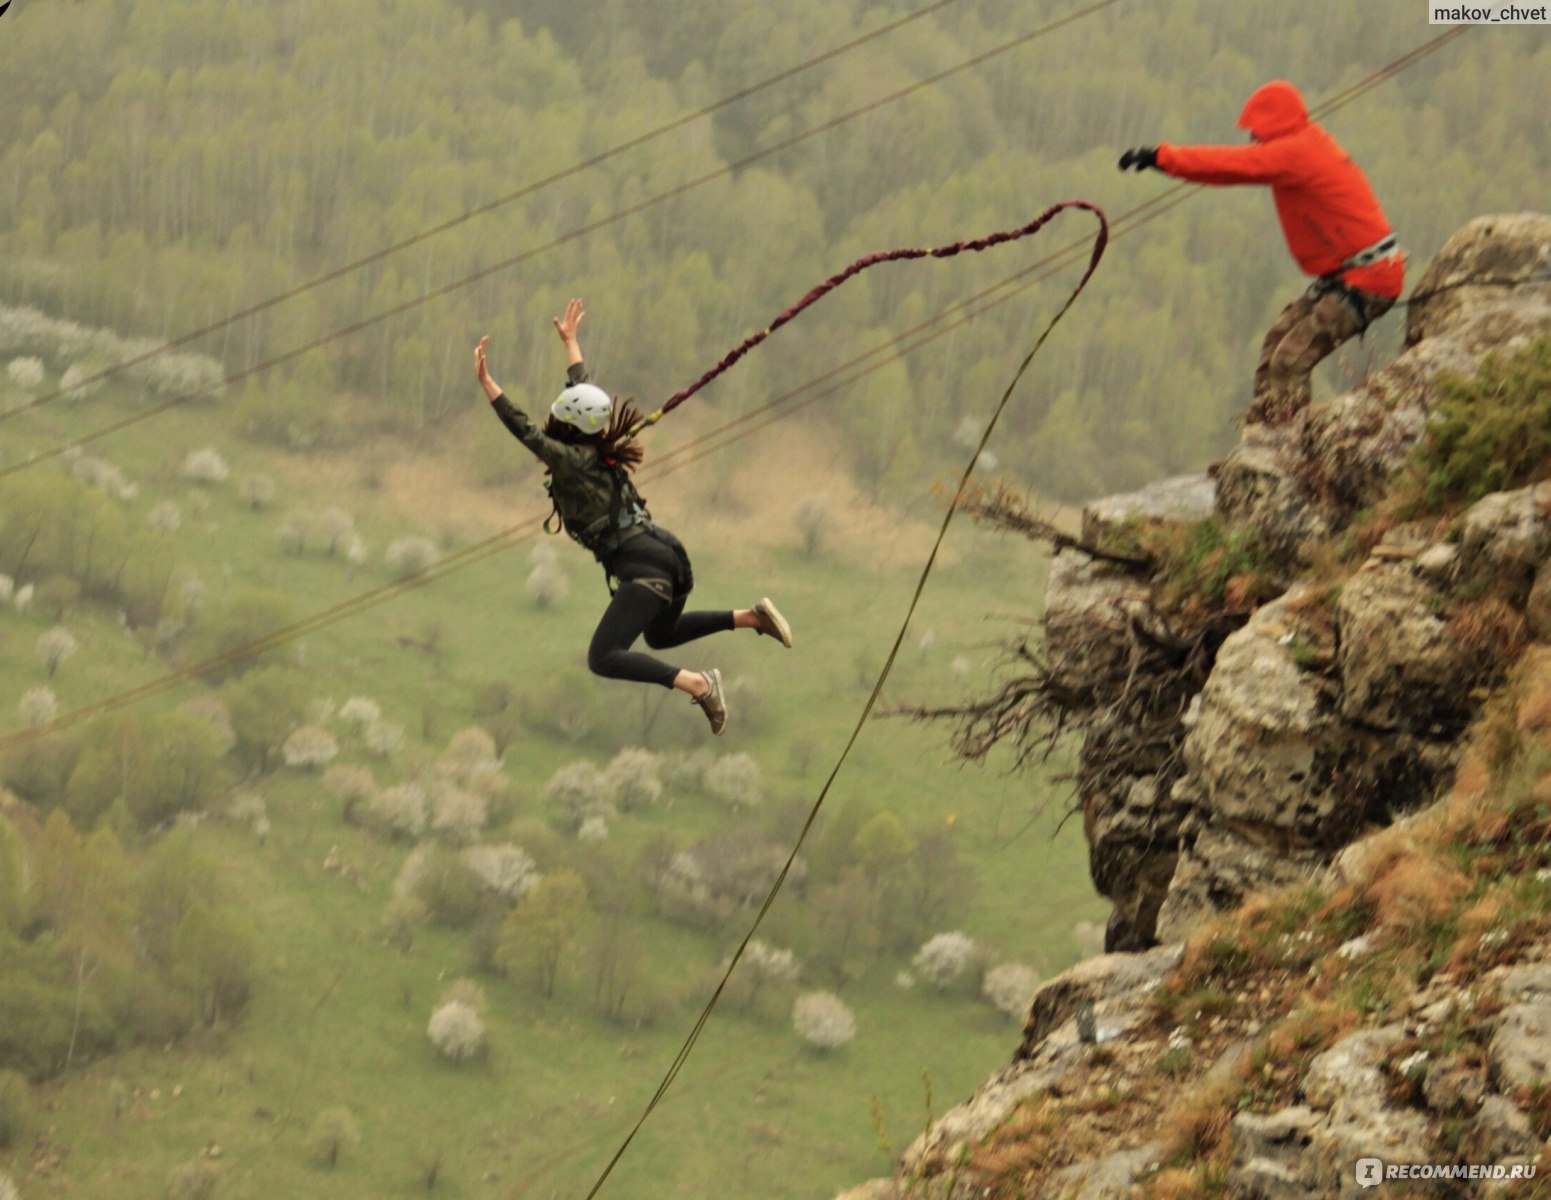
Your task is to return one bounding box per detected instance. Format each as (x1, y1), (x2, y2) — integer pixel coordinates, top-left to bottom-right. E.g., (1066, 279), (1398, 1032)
(752, 597), (793, 648)
(691, 668), (728, 735)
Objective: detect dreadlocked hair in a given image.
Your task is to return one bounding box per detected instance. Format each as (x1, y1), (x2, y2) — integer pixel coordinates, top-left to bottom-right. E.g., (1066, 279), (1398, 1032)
(543, 398), (646, 471)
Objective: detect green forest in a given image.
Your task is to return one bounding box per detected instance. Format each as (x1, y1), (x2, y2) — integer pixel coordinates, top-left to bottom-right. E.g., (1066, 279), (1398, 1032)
(0, 1), (1547, 1198)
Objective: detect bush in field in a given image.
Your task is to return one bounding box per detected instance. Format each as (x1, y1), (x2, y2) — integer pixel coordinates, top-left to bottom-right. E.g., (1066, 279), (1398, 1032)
(705, 753), (761, 809)
(183, 447), (230, 485)
(60, 362), (102, 400)
(339, 696), (381, 730)
(276, 512), (308, 555)
(438, 727), (499, 782)
(430, 780), (487, 844)
(577, 815), (609, 842)
(385, 536), (439, 578)
(525, 559), (570, 608)
(240, 473), (273, 510)
(6, 357), (44, 393)
(543, 761), (615, 830)
(69, 453), (137, 500)
(0, 1172), (19, 1200)
(148, 501), (182, 533)
(605, 747), (661, 811)
(18, 687), (57, 728)
(316, 507), (354, 555)
(369, 783), (428, 840)
(981, 963), (1040, 1019)
(281, 725), (338, 770)
(428, 1000), (485, 1061)
(324, 764), (376, 820)
(305, 1107), (360, 1169)
(792, 991), (855, 1052)
(462, 844), (540, 902)
(36, 626), (78, 676)
(222, 666), (309, 771)
(189, 589), (300, 681)
(365, 719), (404, 758)
(912, 932), (978, 992)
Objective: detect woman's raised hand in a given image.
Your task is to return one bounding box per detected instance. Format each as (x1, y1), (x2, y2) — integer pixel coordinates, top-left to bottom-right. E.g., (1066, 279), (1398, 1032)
(552, 297), (585, 346)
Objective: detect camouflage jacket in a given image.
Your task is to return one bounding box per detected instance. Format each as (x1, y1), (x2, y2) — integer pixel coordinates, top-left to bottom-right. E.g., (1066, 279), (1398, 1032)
(490, 361), (649, 558)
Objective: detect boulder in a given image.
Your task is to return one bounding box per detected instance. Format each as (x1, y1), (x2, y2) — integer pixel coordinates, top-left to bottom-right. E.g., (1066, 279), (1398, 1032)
(1081, 473), (1216, 549)
(1457, 482), (1551, 602)
(1335, 562), (1478, 736)
(1405, 213), (1551, 347)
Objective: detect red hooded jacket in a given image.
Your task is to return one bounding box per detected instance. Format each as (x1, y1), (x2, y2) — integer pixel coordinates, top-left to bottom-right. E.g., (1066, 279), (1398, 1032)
(1156, 81), (1403, 298)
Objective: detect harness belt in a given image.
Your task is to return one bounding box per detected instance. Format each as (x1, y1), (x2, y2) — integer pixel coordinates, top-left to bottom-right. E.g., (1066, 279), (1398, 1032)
(1341, 233), (1399, 272)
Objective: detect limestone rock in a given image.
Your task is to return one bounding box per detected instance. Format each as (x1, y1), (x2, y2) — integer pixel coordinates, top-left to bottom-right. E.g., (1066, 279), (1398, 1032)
(1229, 1106), (1319, 1200)
(1080, 473), (1216, 549)
(1457, 482), (1551, 602)
(1405, 212), (1551, 347)
(1213, 423), (1331, 566)
(1175, 591), (1335, 835)
(1490, 986), (1551, 1093)
(1017, 943), (1183, 1058)
(1462, 1094), (1540, 1164)
(1154, 821), (1320, 944)
(1043, 549), (1155, 695)
(1047, 1143), (1161, 1199)
(1335, 562), (1478, 735)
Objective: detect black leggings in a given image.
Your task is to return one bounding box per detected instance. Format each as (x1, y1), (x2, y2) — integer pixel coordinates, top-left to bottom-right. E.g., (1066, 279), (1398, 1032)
(586, 529), (734, 687)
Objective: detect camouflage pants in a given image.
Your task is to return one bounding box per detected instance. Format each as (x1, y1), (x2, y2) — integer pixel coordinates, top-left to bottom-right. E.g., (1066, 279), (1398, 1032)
(1248, 286), (1395, 424)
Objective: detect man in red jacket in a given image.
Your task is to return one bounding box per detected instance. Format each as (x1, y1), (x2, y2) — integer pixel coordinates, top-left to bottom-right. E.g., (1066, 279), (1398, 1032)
(1120, 80), (1404, 425)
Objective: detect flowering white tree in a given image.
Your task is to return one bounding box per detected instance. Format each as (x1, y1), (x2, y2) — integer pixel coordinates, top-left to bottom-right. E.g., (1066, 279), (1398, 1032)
(0, 1169), (19, 1200)
(438, 727), (499, 782)
(912, 932), (978, 992)
(706, 753), (761, 809)
(0, 576), (11, 602)
(525, 559), (569, 609)
(370, 783), (428, 839)
(1073, 920), (1107, 960)
(228, 791), (267, 826)
(385, 536), (439, 578)
(793, 991), (856, 1052)
(427, 1000), (485, 1061)
(13, 584), (32, 613)
(6, 356), (44, 393)
(183, 447), (230, 484)
(577, 815), (609, 842)
(605, 747), (662, 811)
(71, 455), (136, 499)
(282, 725), (339, 770)
(339, 696), (381, 729)
(317, 508), (354, 556)
(462, 844), (539, 901)
(982, 963), (1041, 1018)
(324, 764), (377, 816)
(345, 535), (368, 568)
(430, 781), (487, 844)
(365, 719), (404, 758)
(241, 473), (274, 510)
(544, 761), (615, 829)
(60, 362), (103, 400)
(148, 501), (182, 533)
(18, 687), (57, 728)
(36, 627), (78, 677)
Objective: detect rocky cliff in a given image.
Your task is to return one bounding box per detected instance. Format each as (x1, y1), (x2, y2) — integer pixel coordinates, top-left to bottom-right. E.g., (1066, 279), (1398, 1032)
(841, 213), (1551, 1199)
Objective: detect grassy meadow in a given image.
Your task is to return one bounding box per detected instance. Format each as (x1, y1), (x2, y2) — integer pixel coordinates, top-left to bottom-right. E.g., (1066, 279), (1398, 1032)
(0, 371), (1104, 1200)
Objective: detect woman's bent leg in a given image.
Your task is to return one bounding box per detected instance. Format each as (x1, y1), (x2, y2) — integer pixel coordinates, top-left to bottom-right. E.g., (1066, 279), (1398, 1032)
(587, 582), (682, 687)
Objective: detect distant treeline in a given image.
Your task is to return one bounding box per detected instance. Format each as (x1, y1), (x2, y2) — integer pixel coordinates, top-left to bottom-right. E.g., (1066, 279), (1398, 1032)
(2, 0), (1546, 498)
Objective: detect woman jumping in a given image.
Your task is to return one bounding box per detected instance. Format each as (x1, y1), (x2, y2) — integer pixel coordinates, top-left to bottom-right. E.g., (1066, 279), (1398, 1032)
(474, 298), (792, 735)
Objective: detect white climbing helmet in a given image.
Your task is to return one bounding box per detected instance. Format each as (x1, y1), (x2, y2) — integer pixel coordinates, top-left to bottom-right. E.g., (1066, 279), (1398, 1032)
(551, 382), (613, 434)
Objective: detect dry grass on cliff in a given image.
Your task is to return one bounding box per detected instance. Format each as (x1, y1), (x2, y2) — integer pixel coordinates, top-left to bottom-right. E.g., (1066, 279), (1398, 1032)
(956, 648), (1551, 1200)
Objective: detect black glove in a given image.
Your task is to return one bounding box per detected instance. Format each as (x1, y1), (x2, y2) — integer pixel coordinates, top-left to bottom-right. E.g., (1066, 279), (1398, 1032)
(1118, 146), (1158, 172)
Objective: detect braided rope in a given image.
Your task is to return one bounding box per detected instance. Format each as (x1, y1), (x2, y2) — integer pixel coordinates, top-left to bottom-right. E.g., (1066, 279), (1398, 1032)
(627, 199), (1108, 437)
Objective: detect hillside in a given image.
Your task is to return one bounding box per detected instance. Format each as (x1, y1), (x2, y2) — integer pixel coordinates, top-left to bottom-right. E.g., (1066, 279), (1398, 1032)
(841, 216), (1551, 1199)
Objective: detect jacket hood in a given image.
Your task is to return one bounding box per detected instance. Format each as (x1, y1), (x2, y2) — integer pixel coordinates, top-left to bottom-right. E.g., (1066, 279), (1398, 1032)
(1237, 80), (1309, 140)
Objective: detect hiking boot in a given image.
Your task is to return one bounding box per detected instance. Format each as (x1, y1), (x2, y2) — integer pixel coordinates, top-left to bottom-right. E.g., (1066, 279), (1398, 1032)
(752, 597), (793, 648)
(691, 668), (728, 736)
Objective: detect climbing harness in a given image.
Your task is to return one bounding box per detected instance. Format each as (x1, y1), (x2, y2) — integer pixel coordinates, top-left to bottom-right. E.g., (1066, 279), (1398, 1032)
(1307, 231), (1403, 334)
(625, 201), (1110, 440)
